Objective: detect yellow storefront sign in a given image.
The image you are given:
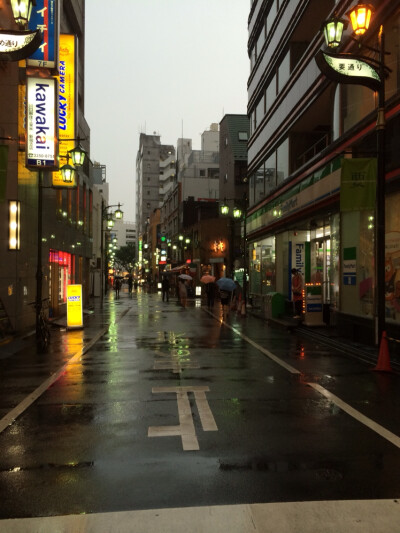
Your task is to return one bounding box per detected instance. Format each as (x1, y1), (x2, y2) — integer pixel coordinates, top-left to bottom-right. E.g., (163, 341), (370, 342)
(53, 34), (76, 188)
(67, 284), (83, 329)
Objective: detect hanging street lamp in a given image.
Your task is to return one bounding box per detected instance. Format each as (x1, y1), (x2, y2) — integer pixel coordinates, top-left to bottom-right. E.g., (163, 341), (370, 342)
(322, 17), (347, 48)
(10, 0), (34, 27)
(347, 4), (373, 36)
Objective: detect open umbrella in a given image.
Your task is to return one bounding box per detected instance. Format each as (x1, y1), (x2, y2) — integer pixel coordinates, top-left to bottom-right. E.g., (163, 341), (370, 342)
(200, 274), (216, 284)
(216, 277), (236, 291)
(178, 274), (192, 280)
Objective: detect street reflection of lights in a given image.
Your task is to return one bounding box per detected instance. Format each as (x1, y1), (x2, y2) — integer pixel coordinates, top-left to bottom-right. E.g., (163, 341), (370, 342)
(10, 467), (21, 472)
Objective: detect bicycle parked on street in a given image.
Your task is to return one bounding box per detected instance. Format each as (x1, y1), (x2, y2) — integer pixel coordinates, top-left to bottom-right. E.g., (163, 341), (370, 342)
(28, 298), (51, 353)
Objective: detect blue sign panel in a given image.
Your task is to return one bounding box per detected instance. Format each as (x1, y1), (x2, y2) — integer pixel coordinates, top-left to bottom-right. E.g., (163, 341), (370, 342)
(343, 274), (356, 286)
(28, 0), (58, 69)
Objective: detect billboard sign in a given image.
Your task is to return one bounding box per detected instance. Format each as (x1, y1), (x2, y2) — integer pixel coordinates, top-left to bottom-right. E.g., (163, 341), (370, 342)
(53, 34), (76, 188)
(26, 77), (58, 169)
(27, 0), (59, 69)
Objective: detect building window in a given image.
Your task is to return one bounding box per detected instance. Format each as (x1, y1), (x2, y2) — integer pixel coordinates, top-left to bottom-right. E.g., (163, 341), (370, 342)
(238, 132), (248, 141)
(278, 50), (290, 93)
(277, 138), (289, 185)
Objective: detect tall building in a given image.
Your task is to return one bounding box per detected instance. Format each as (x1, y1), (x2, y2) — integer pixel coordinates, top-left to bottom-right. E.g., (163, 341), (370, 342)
(247, 0), (400, 344)
(135, 133), (175, 237)
(0, 0), (92, 334)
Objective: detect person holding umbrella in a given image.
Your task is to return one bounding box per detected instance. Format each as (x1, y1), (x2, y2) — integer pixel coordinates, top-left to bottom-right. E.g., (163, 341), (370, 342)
(178, 274), (191, 308)
(200, 274), (216, 309)
(216, 277), (236, 317)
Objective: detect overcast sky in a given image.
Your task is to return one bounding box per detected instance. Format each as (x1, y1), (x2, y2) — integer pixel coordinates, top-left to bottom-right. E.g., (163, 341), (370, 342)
(85, 0), (250, 222)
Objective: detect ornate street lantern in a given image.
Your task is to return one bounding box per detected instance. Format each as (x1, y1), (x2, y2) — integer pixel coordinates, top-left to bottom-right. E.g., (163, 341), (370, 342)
(10, 0), (34, 28)
(322, 17), (347, 48)
(220, 204), (229, 215)
(347, 4), (374, 36)
(233, 207), (243, 219)
(60, 163), (76, 184)
(68, 143), (87, 167)
(114, 203), (123, 220)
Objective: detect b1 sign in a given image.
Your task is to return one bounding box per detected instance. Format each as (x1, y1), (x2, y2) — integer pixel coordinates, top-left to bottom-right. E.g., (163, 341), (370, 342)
(26, 77), (58, 169)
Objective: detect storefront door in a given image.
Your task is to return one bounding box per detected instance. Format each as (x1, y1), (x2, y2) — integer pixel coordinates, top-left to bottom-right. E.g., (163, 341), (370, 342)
(310, 224), (331, 304)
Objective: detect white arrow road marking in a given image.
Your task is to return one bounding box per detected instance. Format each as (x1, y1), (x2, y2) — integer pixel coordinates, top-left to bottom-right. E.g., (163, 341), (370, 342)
(148, 386), (218, 451)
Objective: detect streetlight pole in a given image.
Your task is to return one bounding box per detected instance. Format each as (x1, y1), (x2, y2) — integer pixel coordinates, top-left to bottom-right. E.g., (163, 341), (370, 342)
(376, 25), (386, 344)
(35, 170), (43, 339)
(101, 203), (123, 303)
(318, 4), (389, 346)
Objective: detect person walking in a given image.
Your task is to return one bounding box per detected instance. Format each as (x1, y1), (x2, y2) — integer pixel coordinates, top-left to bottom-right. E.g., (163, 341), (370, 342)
(178, 279), (187, 308)
(206, 281), (216, 309)
(114, 277), (121, 299)
(128, 275), (133, 297)
(161, 276), (170, 302)
(291, 268), (304, 318)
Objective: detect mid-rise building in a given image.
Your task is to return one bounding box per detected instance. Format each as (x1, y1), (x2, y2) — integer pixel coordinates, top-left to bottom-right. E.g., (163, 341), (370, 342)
(0, 0), (92, 334)
(247, 0), (400, 345)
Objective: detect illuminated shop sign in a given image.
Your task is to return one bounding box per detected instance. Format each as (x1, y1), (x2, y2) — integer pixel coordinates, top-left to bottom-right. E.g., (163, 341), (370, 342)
(26, 77), (57, 169)
(67, 284), (83, 329)
(28, 0), (59, 69)
(53, 34), (76, 188)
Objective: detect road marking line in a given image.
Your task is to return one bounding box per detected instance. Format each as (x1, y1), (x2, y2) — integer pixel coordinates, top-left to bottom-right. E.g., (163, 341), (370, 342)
(308, 383), (400, 449)
(204, 309), (300, 375)
(0, 308), (131, 435)
(204, 308), (400, 450)
(148, 386), (218, 451)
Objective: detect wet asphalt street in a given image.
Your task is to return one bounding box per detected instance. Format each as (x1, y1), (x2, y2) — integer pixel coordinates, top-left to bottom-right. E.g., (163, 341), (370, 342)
(0, 289), (400, 531)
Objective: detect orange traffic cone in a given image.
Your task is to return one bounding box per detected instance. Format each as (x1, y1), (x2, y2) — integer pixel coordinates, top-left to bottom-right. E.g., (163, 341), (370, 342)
(373, 331), (393, 372)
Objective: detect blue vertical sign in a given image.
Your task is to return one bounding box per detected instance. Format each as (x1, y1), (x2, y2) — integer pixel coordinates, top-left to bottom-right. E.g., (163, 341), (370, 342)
(27, 0), (59, 69)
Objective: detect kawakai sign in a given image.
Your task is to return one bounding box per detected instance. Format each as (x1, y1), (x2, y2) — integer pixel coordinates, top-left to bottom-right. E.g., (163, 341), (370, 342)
(26, 77), (58, 170)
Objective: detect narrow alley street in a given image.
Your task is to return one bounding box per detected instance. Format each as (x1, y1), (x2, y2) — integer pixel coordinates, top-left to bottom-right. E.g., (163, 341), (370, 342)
(0, 289), (399, 532)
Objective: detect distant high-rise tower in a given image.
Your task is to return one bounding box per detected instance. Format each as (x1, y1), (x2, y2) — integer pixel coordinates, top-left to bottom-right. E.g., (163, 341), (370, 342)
(135, 133), (174, 236)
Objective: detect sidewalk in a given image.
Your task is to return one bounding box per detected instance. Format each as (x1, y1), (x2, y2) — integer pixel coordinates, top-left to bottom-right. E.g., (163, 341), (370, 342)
(249, 308), (400, 372)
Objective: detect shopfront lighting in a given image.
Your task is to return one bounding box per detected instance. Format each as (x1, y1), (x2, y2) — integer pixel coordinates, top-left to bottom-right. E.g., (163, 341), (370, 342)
(10, 0), (34, 27)
(347, 3), (373, 35)
(8, 200), (20, 250)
